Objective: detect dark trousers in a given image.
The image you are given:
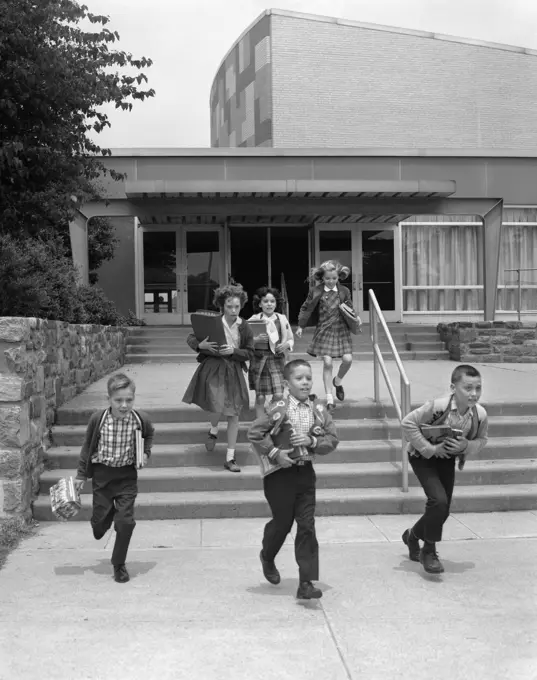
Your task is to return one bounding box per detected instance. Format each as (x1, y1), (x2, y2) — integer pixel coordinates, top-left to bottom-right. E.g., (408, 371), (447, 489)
(409, 455), (456, 544)
(91, 463), (137, 566)
(262, 463), (319, 582)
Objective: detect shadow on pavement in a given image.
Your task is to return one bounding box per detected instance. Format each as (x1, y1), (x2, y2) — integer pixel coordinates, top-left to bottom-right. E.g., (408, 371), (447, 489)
(247, 578), (333, 598)
(54, 559), (157, 578)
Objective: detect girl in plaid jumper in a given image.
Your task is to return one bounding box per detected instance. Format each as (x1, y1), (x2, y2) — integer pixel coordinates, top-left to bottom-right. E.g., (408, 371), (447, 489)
(248, 286), (294, 419)
(296, 260), (356, 410)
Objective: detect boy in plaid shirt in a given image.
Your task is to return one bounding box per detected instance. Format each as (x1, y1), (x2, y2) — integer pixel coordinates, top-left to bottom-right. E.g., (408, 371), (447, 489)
(248, 359), (339, 600)
(74, 373), (154, 583)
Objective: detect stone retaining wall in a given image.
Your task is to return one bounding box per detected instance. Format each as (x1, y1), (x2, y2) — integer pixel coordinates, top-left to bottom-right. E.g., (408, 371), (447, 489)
(437, 321), (537, 362)
(0, 318), (127, 519)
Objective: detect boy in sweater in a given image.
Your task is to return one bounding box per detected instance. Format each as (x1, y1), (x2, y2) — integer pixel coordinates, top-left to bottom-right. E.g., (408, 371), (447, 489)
(248, 359), (339, 600)
(74, 373), (154, 583)
(401, 364), (488, 575)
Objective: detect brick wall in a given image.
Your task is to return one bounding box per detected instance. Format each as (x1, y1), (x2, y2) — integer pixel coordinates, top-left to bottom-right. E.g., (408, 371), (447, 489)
(0, 318), (127, 519)
(438, 321), (537, 362)
(270, 13), (537, 149)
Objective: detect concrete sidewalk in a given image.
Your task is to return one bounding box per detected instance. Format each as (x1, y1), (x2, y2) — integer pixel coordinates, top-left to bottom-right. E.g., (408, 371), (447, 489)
(64, 359), (537, 412)
(1, 513), (536, 680)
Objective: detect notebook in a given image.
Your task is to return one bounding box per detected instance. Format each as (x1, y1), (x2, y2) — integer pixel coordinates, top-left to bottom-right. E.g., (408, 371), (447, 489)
(135, 429), (144, 469)
(190, 312), (227, 346)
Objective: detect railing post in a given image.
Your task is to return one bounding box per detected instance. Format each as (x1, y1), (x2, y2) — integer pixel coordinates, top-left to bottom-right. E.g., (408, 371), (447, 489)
(400, 378), (410, 493)
(372, 301), (380, 402)
(517, 269), (522, 322)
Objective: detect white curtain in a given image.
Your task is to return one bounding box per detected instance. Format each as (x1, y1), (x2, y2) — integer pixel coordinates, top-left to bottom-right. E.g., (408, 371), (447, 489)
(402, 224), (482, 311)
(403, 223), (537, 312)
(496, 225), (537, 311)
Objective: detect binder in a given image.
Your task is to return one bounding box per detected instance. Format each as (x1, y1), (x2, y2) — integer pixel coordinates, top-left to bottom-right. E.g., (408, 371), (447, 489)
(136, 429), (144, 469)
(190, 312), (227, 346)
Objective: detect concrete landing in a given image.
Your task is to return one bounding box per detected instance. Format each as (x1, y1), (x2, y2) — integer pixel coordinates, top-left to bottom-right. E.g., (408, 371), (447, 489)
(1, 513), (536, 680)
(62, 360), (537, 412)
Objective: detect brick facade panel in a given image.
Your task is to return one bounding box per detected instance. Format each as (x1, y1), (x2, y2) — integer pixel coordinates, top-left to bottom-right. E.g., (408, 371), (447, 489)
(270, 15), (537, 149)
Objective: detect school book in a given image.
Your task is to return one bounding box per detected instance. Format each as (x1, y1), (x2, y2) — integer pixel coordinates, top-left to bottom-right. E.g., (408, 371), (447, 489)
(420, 424), (464, 443)
(339, 301), (362, 335)
(135, 429), (144, 469)
(248, 320), (267, 334)
(190, 312), (227, 346)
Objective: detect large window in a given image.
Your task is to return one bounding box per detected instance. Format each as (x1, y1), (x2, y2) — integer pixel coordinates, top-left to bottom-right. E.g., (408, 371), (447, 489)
(402, 221), (537, 313)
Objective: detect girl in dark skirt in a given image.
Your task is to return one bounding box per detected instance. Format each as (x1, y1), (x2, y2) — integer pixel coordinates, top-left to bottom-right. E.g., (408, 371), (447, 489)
(182, 284), (254, 473)
(296, 260), (356, 410)
(248, 286), (294, 419)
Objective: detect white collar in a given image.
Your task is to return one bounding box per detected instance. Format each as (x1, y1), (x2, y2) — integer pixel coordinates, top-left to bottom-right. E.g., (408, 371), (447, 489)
(222, 316), (242, 329)
(324, 285), (337, 293)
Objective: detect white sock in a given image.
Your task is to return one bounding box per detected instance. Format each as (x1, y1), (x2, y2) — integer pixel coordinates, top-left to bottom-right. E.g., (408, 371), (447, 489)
(334, 376), (342, 386)
(326, 393), (334, 405)
(209, 426), (218, 436)
(226, 448), (235, 462)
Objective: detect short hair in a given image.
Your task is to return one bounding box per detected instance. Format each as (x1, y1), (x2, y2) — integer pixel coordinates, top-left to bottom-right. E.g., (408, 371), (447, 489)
(283, 359), (312, 380)
(213, 283), (248, 310)
(451, 364), (481, 384)
(252, 286), (283, 313)
(107, 373), (136, 396)
(309, 259), (350, 285)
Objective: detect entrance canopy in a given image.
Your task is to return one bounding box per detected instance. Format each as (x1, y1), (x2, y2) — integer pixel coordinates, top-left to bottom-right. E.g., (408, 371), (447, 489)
(74, 148), (513, 320)
(119, 179), (456, 226)
(80, 178), (502, 320)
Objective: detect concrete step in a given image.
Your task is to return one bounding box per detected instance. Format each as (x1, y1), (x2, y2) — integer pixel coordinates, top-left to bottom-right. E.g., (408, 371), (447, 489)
(49, 416), (537, 447)
(125, 350), (450, 364)
(43, 436), (537, 470)
(127, 325), (441, 337)
(54, 400), (537, 425)
(39, 459), (537, 496)
(32, 483), (537, 520)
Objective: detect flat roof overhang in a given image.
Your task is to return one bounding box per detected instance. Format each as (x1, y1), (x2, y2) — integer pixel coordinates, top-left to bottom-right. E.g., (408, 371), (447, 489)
(77, 178), (503, 320)
(88, 179), (457, 225)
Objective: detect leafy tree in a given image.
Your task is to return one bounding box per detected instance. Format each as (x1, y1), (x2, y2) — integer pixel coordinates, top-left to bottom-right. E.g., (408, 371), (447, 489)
(0, 0), (155, 238)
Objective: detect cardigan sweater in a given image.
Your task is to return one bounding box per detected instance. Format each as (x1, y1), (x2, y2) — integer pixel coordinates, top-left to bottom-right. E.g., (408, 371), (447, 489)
(402, 395), (488, 460)
(297, 284), (352, 329)
(76, 408), (155, 481)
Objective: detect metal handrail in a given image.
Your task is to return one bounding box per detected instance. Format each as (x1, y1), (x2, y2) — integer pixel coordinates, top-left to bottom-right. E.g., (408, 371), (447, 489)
(503, 268), (537, 321)
(369, 289), (412, 492)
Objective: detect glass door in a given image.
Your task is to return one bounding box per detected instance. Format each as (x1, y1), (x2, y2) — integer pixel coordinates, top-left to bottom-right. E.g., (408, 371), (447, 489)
(357, 227), (401, 322)
(178, 226), (224, 324)
(314, 224), (401, 324)
(140, 227), (180, 326)
(314, 225), (360, 311)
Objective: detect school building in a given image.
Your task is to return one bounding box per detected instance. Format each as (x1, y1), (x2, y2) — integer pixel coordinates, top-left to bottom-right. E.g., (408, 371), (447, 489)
(79, 9), (537, 326)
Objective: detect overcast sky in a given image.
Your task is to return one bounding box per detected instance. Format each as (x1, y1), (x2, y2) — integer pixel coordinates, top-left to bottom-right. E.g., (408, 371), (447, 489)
(84, 0), (537, 148)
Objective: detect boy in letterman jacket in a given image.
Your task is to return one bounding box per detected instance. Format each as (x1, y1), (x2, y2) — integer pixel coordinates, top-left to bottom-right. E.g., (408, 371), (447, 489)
(74, 373), (155, 583)
(248, 359), (339, 600)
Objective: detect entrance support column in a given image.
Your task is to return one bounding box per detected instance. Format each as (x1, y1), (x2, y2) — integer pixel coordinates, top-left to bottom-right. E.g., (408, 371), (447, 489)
(482, 200), (503, 322)
(69, 209), (89, 285)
